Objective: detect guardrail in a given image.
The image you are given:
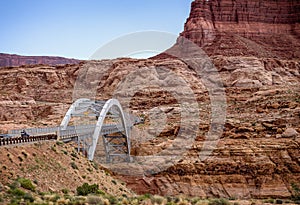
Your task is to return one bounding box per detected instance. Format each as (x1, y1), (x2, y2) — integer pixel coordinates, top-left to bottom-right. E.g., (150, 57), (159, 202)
(0, 134), (57, 146)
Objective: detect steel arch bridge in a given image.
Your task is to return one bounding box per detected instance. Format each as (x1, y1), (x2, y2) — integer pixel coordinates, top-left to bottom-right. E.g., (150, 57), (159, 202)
(60, 98), (138, 163)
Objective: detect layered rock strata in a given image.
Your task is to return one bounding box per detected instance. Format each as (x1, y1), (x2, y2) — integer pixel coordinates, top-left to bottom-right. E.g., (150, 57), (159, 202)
(180, 0), (300, 59)
(0, 53), (80, 67)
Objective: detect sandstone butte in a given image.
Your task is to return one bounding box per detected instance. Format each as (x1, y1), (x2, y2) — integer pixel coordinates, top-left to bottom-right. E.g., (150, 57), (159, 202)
(0, 0), (299, 200)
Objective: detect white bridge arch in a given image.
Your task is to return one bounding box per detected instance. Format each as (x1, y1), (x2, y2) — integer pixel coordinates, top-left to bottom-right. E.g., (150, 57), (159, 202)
(60, 98), (134, 163)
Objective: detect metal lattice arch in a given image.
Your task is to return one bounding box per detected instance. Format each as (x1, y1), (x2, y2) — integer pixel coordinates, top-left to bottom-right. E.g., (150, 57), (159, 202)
(60, 98), (132, 163)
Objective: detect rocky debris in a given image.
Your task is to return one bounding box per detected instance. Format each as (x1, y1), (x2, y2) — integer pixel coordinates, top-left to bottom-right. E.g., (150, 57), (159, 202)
(0, 53), (81, 67)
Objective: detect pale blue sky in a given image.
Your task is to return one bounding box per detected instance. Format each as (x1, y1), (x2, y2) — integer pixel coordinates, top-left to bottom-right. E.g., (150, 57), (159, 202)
(0, 0), (193, 59)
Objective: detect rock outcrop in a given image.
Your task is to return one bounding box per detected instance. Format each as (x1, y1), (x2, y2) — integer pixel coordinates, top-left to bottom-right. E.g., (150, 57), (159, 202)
(0, 53), (80, 67)
(180, 0), (300, 59)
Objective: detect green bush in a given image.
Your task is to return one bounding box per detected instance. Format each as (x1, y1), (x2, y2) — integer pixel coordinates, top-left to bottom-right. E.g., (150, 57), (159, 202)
(137, 193), (151, 202)
(56, 141), (64, 146)
(9, 198), (21, 205)
(9, 181), (20, 190)
(23, 193), (34, 202)
(17, 178), (35, 191)
(292, 183), (300, 203)
(76, 183), (99, 196)
(91, 162), (99, 170)
(62, 188), (69, 194)
(107, 195), (118, 204)
(9, 188), (25, 197)
(71, 152), (78, 159)
(209, 198), (231, 205)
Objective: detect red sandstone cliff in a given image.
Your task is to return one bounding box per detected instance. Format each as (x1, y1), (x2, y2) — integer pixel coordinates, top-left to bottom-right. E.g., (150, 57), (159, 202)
(0, 53), (80, 67)
(179, 0), (300, 59)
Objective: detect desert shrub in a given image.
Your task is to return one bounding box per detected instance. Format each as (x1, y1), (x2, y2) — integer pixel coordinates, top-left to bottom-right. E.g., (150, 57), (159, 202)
(21, 151), (28, 158)
(70, 196), (87, 205)
(33, 179), (39, 185)
(56, 141), (64, 146)
(137, 193), (151, 202)
(190, 197), (202, 204)
(17, 156), (23, 162)
(76, 183), (99, 196)
(291, 183), (300, 203)
(62, 188), (69, 194)
(107, 195), (118, 204)
(23, 193), (35, 202)
(151, 195), (166, 205)
(9, 198), (21, 205)
(122, 197), (130, 205)
(178, 199), (191, 205)
(71, 152), (78, 159)
(208, 198), (231, 205)
(91, 162), (99, 170)
(57, 198), (71, 204)
(275, 199), (283, 204)
(9, 181), (20, 190)
(51, 146), (57, 152)
(166, 202), (177, 205)
(87, 195), (103, 204)
(51, 194), (61, 202)
(263, 198), (275, 204)
(18, 178), (35, 191)
(98, 189), (106, 195)
(196, 199), (210, 205)
(70, 162), (78, 170)
(8, 188), (25, 197)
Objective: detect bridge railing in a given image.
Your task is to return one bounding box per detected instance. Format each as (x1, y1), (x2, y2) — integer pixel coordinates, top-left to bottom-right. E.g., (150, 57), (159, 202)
(7, 123), (125, 138)
(0, 134), (57, 146)
(8, 126), (59, 137)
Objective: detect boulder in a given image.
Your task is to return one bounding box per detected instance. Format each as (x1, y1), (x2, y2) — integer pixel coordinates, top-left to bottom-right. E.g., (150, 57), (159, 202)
(282, 128), (299, 138)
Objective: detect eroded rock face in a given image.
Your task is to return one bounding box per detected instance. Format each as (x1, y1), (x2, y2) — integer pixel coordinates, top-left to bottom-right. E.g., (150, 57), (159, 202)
(0, 53), (80, 67)
(0, 57), (299, 199)
(180, 0), (300, 59)
(0, 63), (81, 131)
